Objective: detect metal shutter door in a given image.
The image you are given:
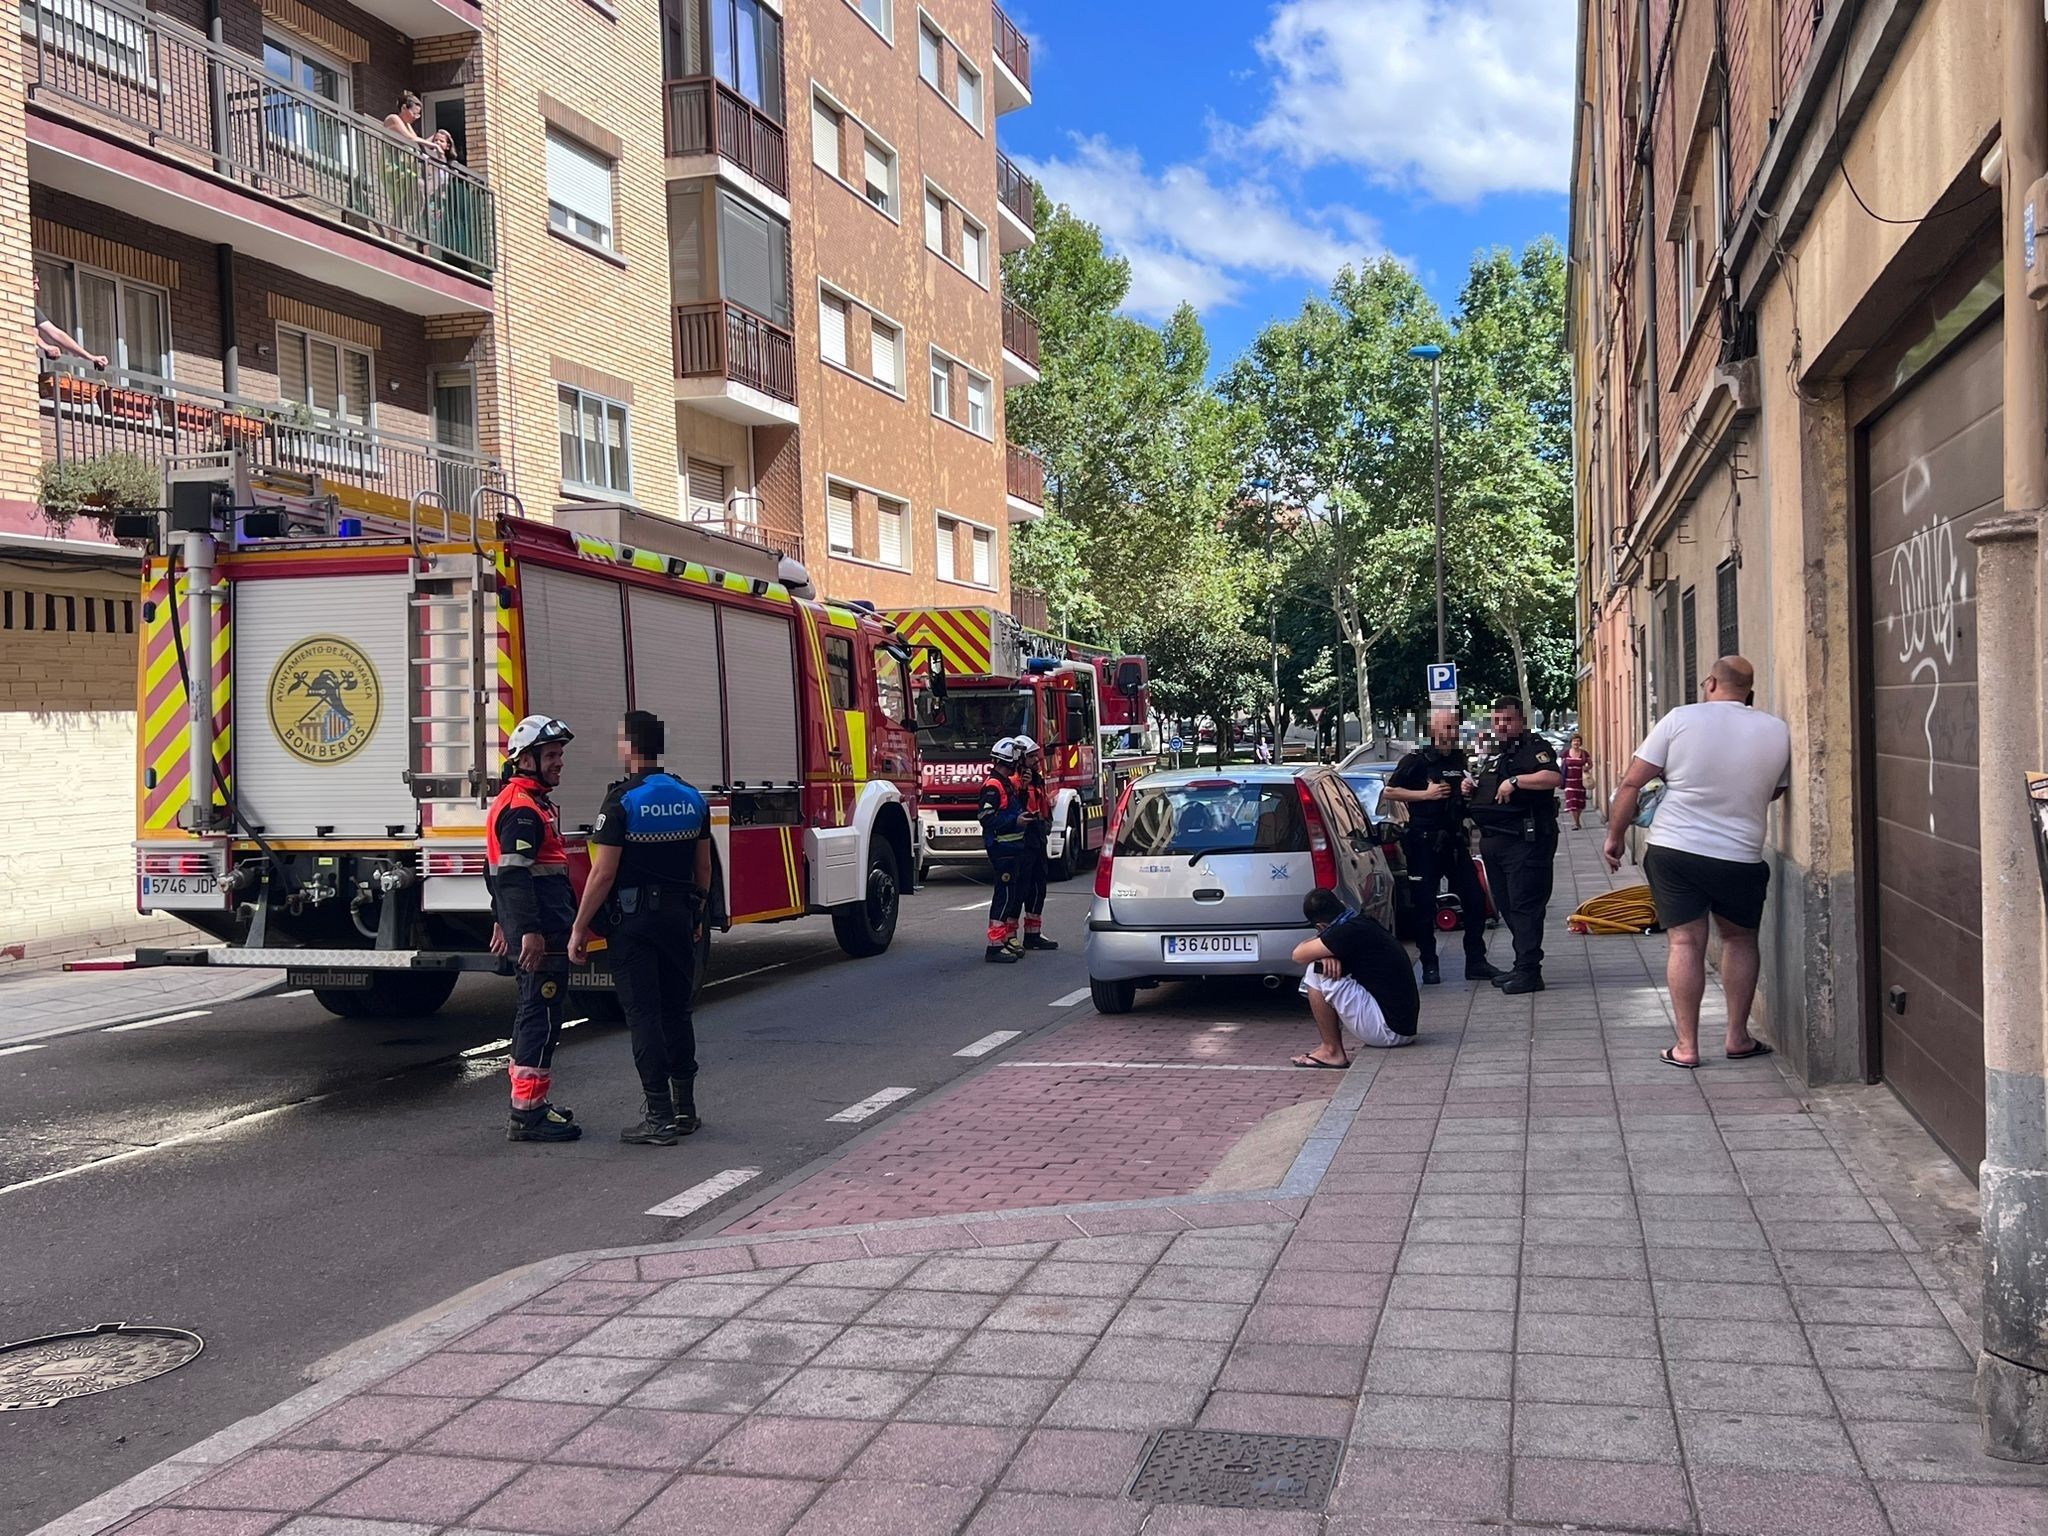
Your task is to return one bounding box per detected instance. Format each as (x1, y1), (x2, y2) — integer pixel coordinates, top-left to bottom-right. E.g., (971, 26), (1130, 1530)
(721, 608), (800, 784)
(687, 458), (727, 523)
(627, 589), (724, 790)
(521, 565), (627, 833)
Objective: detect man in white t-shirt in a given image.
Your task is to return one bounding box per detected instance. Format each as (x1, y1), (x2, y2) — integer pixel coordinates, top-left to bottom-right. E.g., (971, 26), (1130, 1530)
(1603, 656), (1791, 1070)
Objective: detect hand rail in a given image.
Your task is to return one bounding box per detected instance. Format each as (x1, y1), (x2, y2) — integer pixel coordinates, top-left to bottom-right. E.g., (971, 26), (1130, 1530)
(663, 75), (789, 197)
(992, 3), (1031, 89)
(996, 151), (1035, 231)
(673, 300), (798, 404)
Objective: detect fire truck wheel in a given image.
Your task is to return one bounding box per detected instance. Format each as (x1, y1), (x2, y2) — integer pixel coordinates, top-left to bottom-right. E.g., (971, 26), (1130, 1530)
(832, 838), (901, 958)
(1089, 977), (1138, 1014)
(1048, 809), (1085, 882)
(315, 971), (458, 1019)
(313, 988), (373, 1019)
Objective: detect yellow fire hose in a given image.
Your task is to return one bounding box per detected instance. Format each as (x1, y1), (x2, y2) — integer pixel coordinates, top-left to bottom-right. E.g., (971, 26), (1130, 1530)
(1567, 884), (1660, 936)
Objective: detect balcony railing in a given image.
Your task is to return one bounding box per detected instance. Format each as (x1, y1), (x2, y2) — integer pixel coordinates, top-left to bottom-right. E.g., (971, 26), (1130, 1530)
(26, 0), (497, 277)
(664, 76), (789, 197)
(39, 363), (503, 515)
(674, 301), (797, 404)
(689, 497), (805, 567)
(996, 151), (1035, 233)
(1001, 297), (1040, 370)
(1010, 585), (1048, 631)
(993, 3), (1031, 91)
(1006, 442), (1045, 506)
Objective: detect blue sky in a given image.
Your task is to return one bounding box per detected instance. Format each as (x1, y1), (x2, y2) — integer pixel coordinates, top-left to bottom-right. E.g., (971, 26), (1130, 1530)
(999, 0), (1572, 370)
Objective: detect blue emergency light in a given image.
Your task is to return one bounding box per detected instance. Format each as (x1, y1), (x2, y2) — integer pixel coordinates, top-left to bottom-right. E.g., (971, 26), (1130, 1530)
(338, 517), (364, 537)
(1026, 657), (1060, 673)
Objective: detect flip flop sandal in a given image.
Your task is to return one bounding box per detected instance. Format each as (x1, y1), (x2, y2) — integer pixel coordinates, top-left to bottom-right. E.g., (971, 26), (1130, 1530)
(1660, 1047), (1701, 1070)
(1291, 1054), (1349, 1069)
(1726, 1041), (1774, 1060)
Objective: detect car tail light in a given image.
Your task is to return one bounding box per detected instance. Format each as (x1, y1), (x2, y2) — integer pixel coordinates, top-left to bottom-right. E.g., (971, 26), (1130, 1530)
(421, 845), (489, 878)
(1094, 780), (1136, 898)
(1296, 779), (1338, 890)
(138, 849), (216, 877)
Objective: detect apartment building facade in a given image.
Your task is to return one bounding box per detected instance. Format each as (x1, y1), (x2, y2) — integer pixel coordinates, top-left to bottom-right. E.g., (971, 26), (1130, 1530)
(1, 0), (1043, 958)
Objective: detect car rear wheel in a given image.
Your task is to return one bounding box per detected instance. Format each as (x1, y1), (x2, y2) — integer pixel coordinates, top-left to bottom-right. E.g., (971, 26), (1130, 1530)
(832, 838), (901, 958)
(1049, 809), (1084, 882)
(1089, 977), (1137, 1014)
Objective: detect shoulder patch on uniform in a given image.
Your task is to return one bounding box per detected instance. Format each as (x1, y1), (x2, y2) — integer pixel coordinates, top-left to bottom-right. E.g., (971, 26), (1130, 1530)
(513, 838), (534, 852)
(593, 814), (606, 832)
(1535, 751), (1555, 765)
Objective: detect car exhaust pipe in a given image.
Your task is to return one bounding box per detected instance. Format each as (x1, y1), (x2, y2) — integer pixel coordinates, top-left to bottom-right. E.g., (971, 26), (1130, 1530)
(1262, 974), (1286, 991)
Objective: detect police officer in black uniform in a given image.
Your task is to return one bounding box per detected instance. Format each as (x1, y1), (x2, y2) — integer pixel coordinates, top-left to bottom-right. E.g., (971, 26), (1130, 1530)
(1384, 709), (1498, 986)
(569, 710), (714, 1146)
(1468, 696), (1562, 993)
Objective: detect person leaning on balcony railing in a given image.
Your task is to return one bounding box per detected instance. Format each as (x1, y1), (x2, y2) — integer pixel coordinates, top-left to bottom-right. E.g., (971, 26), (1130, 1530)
(377, 92), (430, 247)
(33, 269), (105, 371)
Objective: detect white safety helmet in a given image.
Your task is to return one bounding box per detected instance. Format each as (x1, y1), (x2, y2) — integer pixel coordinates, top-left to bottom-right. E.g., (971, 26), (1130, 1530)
(990, 736), (1023, 768)
(505, 714), (574, 767)
(1012, 734), (1041, 757)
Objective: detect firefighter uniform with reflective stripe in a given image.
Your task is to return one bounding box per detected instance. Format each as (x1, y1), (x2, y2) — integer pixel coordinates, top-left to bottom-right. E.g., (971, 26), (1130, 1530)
(594, 768), (712, 1121)
(486, 773), (578, 1126)
(1020, 768), (1056, 949)
(980, 767), (1028, 959)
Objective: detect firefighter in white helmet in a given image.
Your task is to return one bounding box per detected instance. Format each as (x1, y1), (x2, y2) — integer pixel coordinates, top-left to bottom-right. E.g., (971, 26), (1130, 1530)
(486, 714), (581, 1143)
(1013, 734), (1058, 951)
(979, 736), (1030, 962)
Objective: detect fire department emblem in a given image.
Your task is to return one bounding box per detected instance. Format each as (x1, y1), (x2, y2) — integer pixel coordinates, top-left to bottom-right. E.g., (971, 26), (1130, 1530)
(268, 636), (381, 765)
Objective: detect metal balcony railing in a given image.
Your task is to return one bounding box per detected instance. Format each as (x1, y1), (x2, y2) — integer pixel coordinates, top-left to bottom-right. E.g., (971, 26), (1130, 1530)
(996, 151), (1035, 233)
(1001, 297), (1040, 370)
(690, 495), (805, 566)
(39, 362), (503, 514)
(26, 0), (497, 276)
(664, 77), (789, 197)
(1006, 442), (1045, 506)
(993, 3), (1031, 90)
(673, 301), (797, 404)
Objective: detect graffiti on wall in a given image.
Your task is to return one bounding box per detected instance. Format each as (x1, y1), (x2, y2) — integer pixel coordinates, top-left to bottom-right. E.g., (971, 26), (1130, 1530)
(1883, 457), (1965, 834)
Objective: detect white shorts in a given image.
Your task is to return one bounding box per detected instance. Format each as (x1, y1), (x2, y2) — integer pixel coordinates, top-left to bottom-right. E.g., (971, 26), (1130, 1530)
(1305, 968), (1412, 1050)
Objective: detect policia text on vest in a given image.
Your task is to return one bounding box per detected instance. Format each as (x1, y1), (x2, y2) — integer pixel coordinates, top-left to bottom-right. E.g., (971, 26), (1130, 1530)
(569, 710), (715, 1146)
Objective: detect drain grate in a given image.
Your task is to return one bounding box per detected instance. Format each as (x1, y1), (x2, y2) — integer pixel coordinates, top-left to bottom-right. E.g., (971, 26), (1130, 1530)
(1126, 1428), (1342, 1511)
(0, 1324), (204, 1411)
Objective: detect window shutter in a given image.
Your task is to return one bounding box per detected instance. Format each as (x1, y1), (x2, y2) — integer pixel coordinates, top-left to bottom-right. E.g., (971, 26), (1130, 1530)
(668, 187), (706, 301)
(341, 346), (371, 423)
(827, 482), (855, 553)
(718, 192), (774, 320)
(878, 498), (903, 567)
(956, 65), (979, 124)
(545, 130), (612, 234)
(967, 375), (989, 435)
(811, 96), (839, 173)
(960, 220), (983, 279)
(870, 321), (898, 387)
(1681, 586), (1699, 703)
(924, 191), (945, 253)
(278, 328), (309, 406)
(819, 290), (848, 365)
(971, 528), (991, 586)
(687, 458), (727, 523)
(936, 518), (956, 581)
(863, 140), (892, 208)
(1716, 558), (1740, 658)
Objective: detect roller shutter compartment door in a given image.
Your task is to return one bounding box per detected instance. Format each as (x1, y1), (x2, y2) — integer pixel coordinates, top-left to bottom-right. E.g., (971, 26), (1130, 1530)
(720, 607), (800, 785)
(1864, 322), (1998, 1169)
(520, 565), (628, 834)
(627, 589), (725, 791)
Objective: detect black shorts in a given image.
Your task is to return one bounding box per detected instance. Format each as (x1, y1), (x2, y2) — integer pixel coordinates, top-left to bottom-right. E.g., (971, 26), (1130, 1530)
(1643, 845), (1771, 930)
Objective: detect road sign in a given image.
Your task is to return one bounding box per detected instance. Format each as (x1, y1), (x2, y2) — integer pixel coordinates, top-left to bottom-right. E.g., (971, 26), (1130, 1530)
(1169, 736), (1185, 752)
(1426, 663), (1457, 693)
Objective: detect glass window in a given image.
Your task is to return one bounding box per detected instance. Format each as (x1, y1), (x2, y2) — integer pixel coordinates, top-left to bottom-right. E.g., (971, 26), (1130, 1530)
(915, 687), (1032, 757)
(863, 137), (896, 216)
(1117, 782), (1308, 857)
(712, 0), (783, 119)
(668, 185), (708, 301)
(277, 323), (372, 422)
(29, 0), (153, 82)
(856, 0), (890, 39)
(971, 526), (991, 586)
(810, 93), (841, 174)
(876, 646), (909, 721)
(546, 129), (614, 250)
(924, 190), (945, 255)
(819, 289), (848, 366)
(824, 634), (856, 710)
(557, 384), (630, 493)
(955, 58), (981, 124)
(966, 374), (990, 437)
(869, 317), (900, 388)
(261, 32), (352, 171)
(717, 190), (792, 328)
(929, 355), (950, 418)
(959, 217), (984, 281)
(38, 259), (171, 381)
(918, 21), (942, 87)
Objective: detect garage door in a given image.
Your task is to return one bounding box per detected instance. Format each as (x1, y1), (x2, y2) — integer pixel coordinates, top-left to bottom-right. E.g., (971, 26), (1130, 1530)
(1864, 322), (1998, 1169)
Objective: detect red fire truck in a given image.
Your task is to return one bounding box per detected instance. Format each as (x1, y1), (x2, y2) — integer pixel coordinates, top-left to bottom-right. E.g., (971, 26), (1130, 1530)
(882, 606), (1151, 881)
(126, 469), (930, 1018)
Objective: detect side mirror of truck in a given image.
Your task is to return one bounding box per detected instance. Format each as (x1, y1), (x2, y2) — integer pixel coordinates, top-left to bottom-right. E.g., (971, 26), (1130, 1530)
(1115, 659), (1144, 698)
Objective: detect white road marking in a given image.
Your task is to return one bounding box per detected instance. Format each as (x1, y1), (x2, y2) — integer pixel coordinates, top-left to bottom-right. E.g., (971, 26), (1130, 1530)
(0, 1095), (333, 1199)
(560, 1017), (588, 1031)
(459, 1037), (514, 1058)
(278, 989), (313, 999)
(1000, 1059), (1308, 1072)
(955, 1030), (1021, 1057)
(827, 1086), (917, 1122)
(950, 901), (989, 912)
(1049, 988), (1092, 1008)
(104, 1010), (209, 1033)
(703, 963), (787, 990)
(0, 1043), (49, 1057)
(645, 1167), (762, 1219)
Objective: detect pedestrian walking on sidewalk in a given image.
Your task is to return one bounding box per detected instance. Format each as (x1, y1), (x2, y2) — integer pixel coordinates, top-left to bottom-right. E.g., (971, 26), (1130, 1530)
(979, 737), (1030, 963)
(569, 710), (714, 1144)
(1604, 656), (1790, 1070)
(1288, 888), (1420, 1067)
(1469, 697), (1563, 994)
(1563, 733), (1591, 829)
(1015, 734), (1058, 951)
(487, 714), (582, 1143)
(1384, 708), (1498, 986)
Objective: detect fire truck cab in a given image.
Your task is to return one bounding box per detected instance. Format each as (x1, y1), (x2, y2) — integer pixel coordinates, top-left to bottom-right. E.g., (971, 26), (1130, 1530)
(128, 462), (929, 1018)
(882, 606), (1151, 881)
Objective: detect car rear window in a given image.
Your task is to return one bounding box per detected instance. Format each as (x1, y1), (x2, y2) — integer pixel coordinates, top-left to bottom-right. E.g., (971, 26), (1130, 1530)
(1117, 782), (1306, 857)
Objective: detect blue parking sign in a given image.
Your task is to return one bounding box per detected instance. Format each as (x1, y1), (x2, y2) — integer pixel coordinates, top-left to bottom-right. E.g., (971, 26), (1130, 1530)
(1426, 663), (1457, 694)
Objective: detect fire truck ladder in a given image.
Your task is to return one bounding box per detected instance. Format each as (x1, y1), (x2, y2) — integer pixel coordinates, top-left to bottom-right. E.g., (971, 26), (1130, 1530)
(405, 491), (491, 805)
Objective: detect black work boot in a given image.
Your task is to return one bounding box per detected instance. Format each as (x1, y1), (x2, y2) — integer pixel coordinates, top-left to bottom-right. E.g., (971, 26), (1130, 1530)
(507, 1104), (582, 1143)
(669, 1078), (701, 1137)
(621, 1095), (681, 1146)
(1500, 971), (1546, 995)
(985, 944), (1020, 964)
(1465, 958), (1502, 982)
(1420, 959), (1441, 985)
(1023, 933), (1060, 951)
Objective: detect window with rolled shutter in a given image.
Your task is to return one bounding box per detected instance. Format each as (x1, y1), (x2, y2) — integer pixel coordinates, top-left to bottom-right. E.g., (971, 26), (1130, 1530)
(877, 497), (904, 567)
(870, 319), (899, 388)
(924, 190), (945, 254)
(669, 186), (707, 301)
(811, 94), (839, 173)
(936, 516), (957, 581)
(819, 290), (848, 365)
(545, 130), (614, 248)
(863, 138), (894, 213)
(971, 527), (991, 586)
(827, 481), (856, 554)
(687, 459), (727, 524)
(1715, 557), (1739, 657)
(960, 218), (984, 281)
(1681, 585), (1698, 703)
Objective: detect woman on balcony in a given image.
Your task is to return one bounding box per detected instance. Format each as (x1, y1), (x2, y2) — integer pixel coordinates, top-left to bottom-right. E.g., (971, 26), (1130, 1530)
(377, 91), (430, 247)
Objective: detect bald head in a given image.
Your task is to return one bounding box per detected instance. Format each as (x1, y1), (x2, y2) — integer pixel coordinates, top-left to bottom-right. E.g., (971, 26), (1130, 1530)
(1708, 656), (1754, 700)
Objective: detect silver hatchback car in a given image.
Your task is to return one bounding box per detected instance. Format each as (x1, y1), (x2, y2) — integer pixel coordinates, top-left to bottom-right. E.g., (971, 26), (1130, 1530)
(1085, 765), (1397, 1014)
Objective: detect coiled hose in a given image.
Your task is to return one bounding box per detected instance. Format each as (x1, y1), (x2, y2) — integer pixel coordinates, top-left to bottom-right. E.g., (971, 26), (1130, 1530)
(1568, 884), (1660, 936)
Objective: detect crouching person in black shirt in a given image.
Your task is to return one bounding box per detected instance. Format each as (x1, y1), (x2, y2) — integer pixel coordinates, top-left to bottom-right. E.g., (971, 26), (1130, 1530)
(1287, 888), (1421, 1068)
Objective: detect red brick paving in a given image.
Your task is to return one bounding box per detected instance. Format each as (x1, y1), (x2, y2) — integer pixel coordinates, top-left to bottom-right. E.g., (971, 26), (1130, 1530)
(722, 1062), (1336, 1233)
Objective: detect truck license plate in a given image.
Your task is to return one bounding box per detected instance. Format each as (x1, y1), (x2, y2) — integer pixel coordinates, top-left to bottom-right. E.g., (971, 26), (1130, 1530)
(139, 874), (224, 910)
(939, 823), (979, 838)
(1162, 934), (1257, 960)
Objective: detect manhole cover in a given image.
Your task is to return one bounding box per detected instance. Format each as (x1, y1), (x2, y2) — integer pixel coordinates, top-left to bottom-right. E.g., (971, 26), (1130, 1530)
(1127, 1428), (1342, 1511)
(0, 1324), (204, 1410)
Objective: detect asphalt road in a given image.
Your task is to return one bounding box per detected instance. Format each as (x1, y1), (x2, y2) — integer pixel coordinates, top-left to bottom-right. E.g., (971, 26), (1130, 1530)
(0, 870), (1093, 1536)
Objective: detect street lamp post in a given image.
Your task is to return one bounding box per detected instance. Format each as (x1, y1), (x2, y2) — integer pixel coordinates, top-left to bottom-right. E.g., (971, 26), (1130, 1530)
(1408, 343), (1446, 665)
(1252, 476), (1279, 754)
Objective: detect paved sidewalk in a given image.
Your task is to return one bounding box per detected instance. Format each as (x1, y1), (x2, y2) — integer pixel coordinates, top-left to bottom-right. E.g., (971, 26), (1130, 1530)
(35, 835), (2046, 1536)
(0, 960), (283, 1048)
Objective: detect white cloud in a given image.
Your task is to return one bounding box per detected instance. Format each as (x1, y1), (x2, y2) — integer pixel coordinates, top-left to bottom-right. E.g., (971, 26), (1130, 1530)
(1242, 0), (1574, 203)
(1014, 136), (1384, 319)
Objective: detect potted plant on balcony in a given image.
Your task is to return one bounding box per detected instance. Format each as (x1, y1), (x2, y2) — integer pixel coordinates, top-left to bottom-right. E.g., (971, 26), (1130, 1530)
(162, 397), (220, 434)
(37, 451), (160, 537)
(39, 370), (104, 406)
(103, 385), (159, 423)
(220, 409), (269, 444)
